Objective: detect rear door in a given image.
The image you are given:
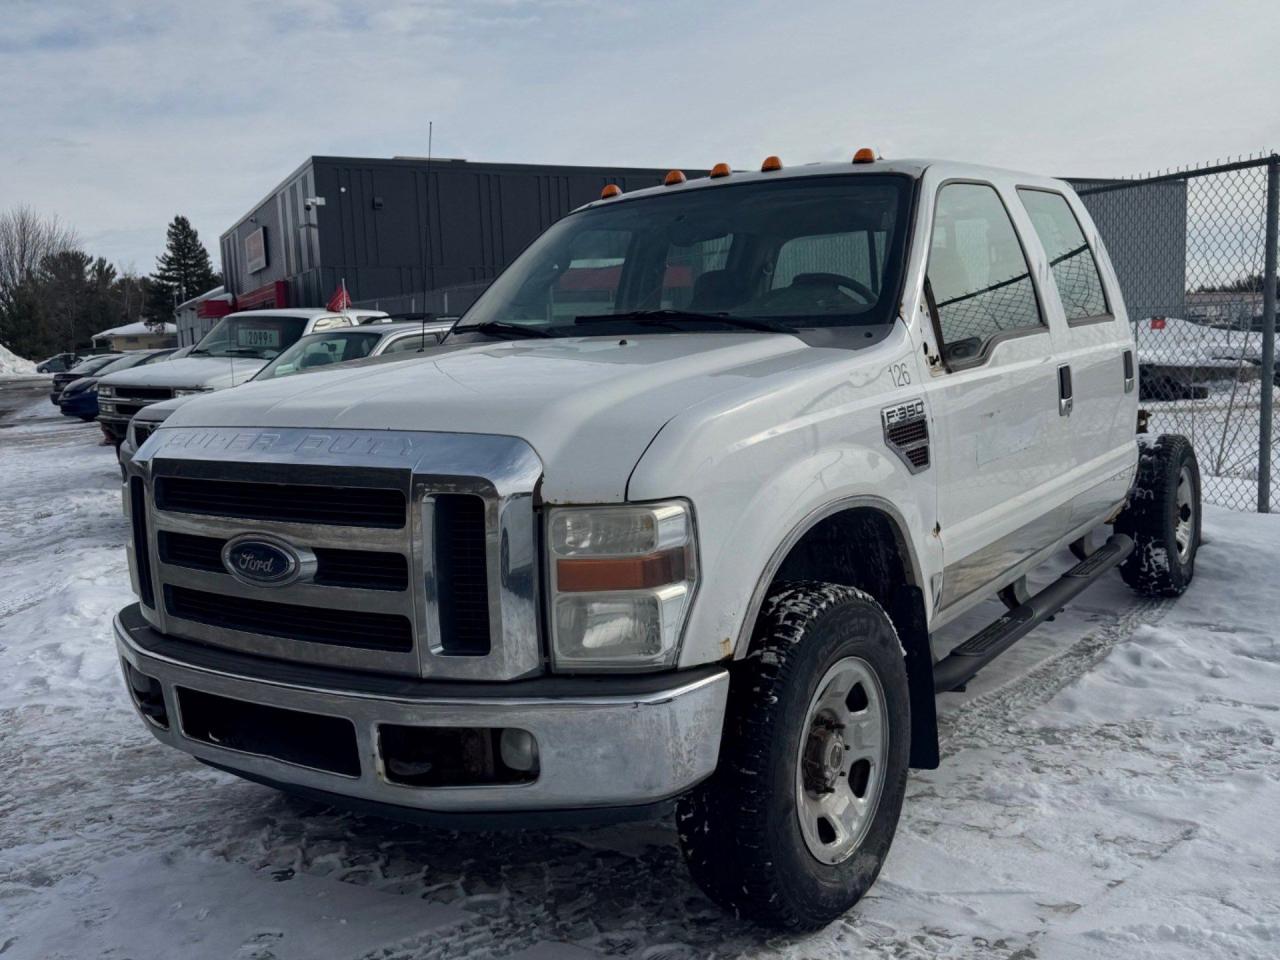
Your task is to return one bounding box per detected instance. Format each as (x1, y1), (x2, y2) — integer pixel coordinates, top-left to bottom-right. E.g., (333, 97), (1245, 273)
(1016, 186), (1137, 526)
(920, 178), (1070, 617)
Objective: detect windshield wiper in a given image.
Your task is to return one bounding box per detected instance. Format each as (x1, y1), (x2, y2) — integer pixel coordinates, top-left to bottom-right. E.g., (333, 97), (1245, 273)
(465, 320), (555, 340)
(573, 309), (792, 333)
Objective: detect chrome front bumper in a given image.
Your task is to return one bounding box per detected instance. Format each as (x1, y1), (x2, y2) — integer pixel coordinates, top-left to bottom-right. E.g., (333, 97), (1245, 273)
(114, 607), (729, 814)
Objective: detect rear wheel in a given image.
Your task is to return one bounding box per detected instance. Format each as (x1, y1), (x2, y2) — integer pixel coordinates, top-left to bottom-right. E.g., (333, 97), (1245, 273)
(1116, 434), (1201, 596)
(677, 582), (910, 931)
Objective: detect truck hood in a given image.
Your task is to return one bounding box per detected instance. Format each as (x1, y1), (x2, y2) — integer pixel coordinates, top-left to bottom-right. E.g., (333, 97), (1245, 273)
(99, 355), (266, 391)
(159, 334), (817, 502)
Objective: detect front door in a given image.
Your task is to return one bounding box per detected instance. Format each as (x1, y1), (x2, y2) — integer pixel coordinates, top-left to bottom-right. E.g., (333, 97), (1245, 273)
(920, 179), (1068, 617)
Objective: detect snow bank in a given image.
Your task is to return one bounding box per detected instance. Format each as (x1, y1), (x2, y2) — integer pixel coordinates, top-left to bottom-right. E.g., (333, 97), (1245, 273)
(0, 340), (37, 376)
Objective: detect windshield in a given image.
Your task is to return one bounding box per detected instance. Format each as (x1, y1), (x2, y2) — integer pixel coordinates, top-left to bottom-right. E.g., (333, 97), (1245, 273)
(191, 315), (310, 360)
(254, 330), (381, 380)
(70, 354), (123, 374)
(454, 175), (911, 338)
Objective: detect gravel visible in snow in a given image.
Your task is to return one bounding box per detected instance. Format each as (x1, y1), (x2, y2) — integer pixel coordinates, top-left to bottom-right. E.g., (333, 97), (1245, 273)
(0, 398), (1277, 959)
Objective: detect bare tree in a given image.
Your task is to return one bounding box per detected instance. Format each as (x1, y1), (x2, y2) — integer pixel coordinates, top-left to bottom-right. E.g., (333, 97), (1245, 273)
(0, 205), (79, 296)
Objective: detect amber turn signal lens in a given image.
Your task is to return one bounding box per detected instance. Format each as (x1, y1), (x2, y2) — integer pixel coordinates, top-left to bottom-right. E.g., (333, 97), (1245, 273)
(709, 162), (731, 178)
(852, 147), (877, 163)
(760, 155), (783, 172)
(664, 170), (687, 186)
(556, 549), (687, 592)
(600, 184), (621, 199)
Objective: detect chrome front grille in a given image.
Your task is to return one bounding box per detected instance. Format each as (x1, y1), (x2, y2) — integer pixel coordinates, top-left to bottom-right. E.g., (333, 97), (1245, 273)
(125, 427), (544, 681)
(104, 386), (174, 421)
(157, 531), (411, 591)
(117, 386), (175, 401)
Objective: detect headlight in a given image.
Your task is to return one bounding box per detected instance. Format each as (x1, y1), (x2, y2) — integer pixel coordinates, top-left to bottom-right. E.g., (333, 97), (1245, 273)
(98, 385), (114, 398)
(546, 501), (697, 672)
(173, 388), (209, 398)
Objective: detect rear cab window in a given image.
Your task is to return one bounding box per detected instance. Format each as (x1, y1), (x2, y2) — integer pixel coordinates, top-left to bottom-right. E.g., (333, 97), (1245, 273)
(1016, 189), (1110, 324)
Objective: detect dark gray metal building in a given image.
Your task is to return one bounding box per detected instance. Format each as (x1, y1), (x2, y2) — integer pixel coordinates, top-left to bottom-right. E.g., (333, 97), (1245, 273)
(218, 156), (695, 315)
(1070, 177), (1188, 322)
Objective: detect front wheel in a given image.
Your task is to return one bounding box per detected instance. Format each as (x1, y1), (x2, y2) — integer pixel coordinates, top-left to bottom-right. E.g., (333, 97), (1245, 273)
(677, 582), (910, 931)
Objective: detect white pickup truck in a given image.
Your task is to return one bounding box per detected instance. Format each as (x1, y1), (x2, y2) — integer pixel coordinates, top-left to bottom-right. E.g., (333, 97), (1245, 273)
(96, 307), (388, 446)
(115, 156), (1201, 930)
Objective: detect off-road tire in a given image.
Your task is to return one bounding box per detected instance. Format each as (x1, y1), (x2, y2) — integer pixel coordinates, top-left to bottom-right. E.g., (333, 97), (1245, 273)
(1115, 434), (1200, 597)
(676, 581), (911, 931)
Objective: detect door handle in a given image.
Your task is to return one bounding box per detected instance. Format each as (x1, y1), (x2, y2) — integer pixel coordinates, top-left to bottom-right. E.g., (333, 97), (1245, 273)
(1057, 364), (1074, 417)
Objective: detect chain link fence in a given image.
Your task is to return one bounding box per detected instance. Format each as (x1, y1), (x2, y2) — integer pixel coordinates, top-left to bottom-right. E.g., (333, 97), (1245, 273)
(1076, 155), (1278, 512)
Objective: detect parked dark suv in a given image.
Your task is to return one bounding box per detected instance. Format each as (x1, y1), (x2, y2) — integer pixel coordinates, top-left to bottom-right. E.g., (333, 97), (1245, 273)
(49, 353), (120, 404)
(37, 352), (82, 373)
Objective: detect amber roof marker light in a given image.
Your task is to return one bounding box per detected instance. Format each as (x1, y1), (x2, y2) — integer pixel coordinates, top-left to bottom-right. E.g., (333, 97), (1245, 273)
(600, 184), (622, 199)
(760, 155), (783, 172)
(709, 162), (731, 179)
(852, 147), (878, 164)
(664, 170), (687, 186)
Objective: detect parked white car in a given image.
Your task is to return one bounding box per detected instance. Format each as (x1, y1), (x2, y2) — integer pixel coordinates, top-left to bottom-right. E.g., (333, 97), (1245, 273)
(1134, 314), (1265, 399)
(96, 308), (388, 445)
(121, 319), (453, 460)
(117, 156), (1200, 930)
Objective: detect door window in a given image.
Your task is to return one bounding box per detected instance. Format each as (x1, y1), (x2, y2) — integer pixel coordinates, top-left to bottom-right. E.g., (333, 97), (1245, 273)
(1017, 189), (1109, 322)
(927, 183), (1043, 366)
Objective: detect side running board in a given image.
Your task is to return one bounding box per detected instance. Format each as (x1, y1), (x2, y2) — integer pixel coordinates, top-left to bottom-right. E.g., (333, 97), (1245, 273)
(933, 534), (1134, 693)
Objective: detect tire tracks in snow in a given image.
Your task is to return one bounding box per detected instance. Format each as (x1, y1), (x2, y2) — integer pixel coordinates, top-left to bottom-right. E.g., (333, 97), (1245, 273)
(937, 594), (1173, 756)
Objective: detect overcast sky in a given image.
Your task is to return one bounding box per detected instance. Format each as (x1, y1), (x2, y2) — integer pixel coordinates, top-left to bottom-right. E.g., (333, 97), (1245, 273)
(2, 0), (1277, 273)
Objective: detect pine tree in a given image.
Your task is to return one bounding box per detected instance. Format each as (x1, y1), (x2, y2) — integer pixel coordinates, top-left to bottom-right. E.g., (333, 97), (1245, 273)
(148, 215), (219, 323)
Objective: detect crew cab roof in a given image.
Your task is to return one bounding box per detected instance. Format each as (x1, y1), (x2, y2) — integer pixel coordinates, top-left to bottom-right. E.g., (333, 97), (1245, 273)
(576, 158), (1068, 213)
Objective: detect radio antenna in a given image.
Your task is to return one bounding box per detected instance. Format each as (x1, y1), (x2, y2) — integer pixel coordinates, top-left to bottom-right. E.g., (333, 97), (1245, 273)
(425, 120), (433, 330)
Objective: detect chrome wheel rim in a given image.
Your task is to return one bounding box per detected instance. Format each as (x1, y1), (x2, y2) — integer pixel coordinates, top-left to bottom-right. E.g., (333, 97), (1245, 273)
(1174, 465), (1195, 563)
(794, 656), (888, 865)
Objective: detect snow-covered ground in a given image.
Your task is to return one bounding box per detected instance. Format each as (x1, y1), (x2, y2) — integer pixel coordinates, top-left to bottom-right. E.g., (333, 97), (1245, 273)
(1, 389), (1277, 960)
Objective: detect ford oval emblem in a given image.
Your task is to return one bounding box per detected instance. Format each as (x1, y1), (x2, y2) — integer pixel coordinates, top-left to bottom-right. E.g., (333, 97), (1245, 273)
(222, 536), (313, 587)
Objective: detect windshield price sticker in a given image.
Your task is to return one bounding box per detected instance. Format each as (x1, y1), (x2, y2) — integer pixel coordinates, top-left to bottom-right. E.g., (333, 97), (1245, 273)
(237, 327), (280, 349)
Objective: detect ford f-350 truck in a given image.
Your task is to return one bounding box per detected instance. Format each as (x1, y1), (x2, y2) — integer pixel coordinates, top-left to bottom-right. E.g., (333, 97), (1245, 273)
(115, 155), (1200, 930)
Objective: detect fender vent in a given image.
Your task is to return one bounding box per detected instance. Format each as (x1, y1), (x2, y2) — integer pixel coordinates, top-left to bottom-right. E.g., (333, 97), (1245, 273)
(882, 398), (930, 474)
